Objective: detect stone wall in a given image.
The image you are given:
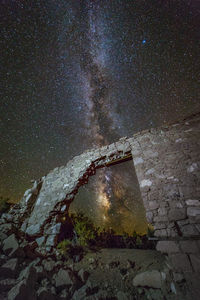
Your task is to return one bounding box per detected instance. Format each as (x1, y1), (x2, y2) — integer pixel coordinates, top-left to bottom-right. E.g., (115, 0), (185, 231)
(130, 113), (200, 297)
(1, 112), (200, 297)
(131, 113), (200, 238)
(18, 137), (134, 246)
(2, 113), (200, 253)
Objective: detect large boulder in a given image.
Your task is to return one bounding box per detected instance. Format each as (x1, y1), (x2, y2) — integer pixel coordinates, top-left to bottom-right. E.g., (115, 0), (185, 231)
(132, 270), (163, 289)
(52, 269), (74, 287)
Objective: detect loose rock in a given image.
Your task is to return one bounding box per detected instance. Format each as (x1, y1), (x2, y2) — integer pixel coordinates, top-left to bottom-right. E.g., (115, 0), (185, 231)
(133, 270), (163, 289)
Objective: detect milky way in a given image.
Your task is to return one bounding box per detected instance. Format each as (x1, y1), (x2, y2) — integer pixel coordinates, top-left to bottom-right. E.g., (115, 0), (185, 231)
(1, 0), (200, 232)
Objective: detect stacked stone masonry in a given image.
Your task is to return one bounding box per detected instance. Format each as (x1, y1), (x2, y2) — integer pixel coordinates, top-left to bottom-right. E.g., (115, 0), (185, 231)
(132, 114), (200, 239)
(1, 112), (200, 298)
(1, 114), (199, 246)
(4, 113), (200, 249)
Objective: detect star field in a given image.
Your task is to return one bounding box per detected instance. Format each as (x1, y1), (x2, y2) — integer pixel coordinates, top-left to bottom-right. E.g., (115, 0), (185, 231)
(0, 0), (200, 231)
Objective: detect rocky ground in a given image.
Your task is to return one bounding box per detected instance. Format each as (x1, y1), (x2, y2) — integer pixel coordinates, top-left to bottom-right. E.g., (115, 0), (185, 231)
(0, 242), (192, 300)
(0, 211), (198, 300)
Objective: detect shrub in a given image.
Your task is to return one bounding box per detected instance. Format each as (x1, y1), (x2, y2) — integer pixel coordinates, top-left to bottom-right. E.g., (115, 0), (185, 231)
(132, 230), (137, 238)
(57, 239), (72, 256)
(70, 212), (96, 247)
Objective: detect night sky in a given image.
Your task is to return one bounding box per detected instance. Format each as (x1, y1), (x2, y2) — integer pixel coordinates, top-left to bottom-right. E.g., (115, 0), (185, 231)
(1, 1), (200, 232)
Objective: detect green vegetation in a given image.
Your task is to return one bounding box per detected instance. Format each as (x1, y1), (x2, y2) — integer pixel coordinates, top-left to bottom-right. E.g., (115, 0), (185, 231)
(57, 212), (155, 260)
(0, 196), (11, 215)
(57, 212), (97, 260)
(57, 238), (84, 260)
(71, 212), (97, 246)
(57, 239), (72, 256)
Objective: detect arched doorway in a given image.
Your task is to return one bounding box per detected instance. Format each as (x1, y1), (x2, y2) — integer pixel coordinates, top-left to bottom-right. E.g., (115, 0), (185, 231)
(70, 159), (148, 236)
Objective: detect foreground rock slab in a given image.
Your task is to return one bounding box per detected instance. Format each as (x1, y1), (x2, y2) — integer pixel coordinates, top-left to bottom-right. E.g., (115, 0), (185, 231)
(132, 270), (163, 289)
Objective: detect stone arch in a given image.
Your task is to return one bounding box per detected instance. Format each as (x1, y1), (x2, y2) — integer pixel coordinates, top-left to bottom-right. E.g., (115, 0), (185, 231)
(16, 113), (200, 256)
(20, 137), (140, 244)
(5, 113), (200, 295)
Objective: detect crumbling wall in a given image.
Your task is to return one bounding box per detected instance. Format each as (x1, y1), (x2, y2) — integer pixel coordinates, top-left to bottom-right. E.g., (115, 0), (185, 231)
(19, 137), (134, 247)
(131, 113), (200, 238)
(3, 113), (200, 254)
(131, 113), (200, 290)
(1, 113), (199, 297)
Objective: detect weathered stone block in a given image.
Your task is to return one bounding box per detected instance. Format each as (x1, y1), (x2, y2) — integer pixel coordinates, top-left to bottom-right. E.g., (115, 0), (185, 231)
(132, 270), (162, 289)
(168, 208), (186, 221)
(53, 269), (73, 287)
(154, 223), (166, 230)
(169, 200), (184, 209)
(177, 219), (189, 226)
(154, 229), (168, 237)
(186, 199), (200, 206)
(179, 241), (199, 253)
(169, 254), (192, 272)
(187, 207), (200, 217)
(181, 224), (199, 237)
(153, 216), (168, 223)
(156, 241), (179, 253)
(158, 207), (168, 216)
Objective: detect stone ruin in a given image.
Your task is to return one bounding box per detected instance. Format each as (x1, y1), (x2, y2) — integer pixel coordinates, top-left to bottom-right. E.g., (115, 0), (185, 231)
(1, 112), (200, 293)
